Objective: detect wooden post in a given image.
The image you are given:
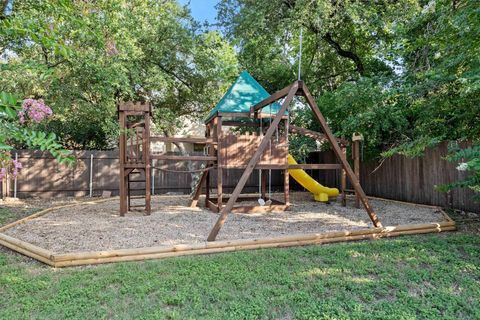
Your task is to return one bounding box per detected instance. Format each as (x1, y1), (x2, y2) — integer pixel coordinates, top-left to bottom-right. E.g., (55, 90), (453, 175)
(302, 83), (381, 227)
(284, 169), (290, 206)
(352, 134), (362, 209)
(216, 116), (223, 210)
(205, 123), (212, 206)
(119, 109), (127, 216)
(144, 109), (151, 215)
(284, 119), (290, 206)
(354, 140), (360, 208)
(341, 145), (347, 207)
(258, 116), (266, 200)
(207, 82), (299, 241)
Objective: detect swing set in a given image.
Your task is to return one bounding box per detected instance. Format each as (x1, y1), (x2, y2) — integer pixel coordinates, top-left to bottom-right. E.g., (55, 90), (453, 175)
(118, 71), (380, 242)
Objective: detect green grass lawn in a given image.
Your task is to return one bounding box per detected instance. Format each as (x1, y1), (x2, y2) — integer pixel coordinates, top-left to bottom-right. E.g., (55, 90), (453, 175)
(0, 232), (478, 319)
(0, 206), (16, 226)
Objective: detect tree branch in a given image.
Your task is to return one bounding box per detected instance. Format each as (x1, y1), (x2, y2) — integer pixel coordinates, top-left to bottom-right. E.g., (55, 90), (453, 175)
(316, 68), (355, 81)
(149, 60), (193, 89)
(322, 32), (364, 75)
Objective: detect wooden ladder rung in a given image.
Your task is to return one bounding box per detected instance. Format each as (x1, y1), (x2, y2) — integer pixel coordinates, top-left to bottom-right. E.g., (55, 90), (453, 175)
(129, 195), (146, 199)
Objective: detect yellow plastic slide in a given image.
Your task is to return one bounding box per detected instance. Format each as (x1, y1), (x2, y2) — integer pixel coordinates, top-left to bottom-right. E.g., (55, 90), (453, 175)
(287, 154), (339, 202)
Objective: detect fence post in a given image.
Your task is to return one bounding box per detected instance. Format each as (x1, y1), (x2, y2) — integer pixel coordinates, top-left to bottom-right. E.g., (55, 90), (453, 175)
(89, 153), (94, 197)
(13, 152), (18, 198)
(152, 160), (155, 195)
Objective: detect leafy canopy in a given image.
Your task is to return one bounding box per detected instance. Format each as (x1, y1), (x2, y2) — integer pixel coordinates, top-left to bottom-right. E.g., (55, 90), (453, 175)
(1, 0), (238, 149)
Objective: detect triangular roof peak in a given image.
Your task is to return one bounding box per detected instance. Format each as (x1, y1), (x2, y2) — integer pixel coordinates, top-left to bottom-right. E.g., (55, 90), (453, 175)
(205, 70), (282, 123)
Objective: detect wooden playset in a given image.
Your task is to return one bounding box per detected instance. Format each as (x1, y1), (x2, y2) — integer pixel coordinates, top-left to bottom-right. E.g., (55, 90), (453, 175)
(118, 71), (380, 241)
(0, 71), (456, 268)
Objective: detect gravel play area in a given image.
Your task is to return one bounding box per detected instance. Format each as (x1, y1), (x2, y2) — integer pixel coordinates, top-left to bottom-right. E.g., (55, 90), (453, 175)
(2, 192), (447, 253)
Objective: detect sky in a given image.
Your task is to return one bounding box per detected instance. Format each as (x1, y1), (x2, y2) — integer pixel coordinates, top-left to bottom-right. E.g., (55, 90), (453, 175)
(178, 0), (219, 24)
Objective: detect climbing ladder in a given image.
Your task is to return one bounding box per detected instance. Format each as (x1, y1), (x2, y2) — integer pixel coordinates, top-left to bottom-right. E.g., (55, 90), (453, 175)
(118, 102), (152, 216)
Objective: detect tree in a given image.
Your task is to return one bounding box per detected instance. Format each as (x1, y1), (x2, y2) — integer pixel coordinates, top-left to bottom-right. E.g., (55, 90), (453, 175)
(1, 0), (238, 149)
(217, 0), (479, 158)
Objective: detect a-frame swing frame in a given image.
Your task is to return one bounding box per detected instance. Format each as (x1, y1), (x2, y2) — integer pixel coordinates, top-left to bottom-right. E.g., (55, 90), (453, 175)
(207, 80), (382, 241)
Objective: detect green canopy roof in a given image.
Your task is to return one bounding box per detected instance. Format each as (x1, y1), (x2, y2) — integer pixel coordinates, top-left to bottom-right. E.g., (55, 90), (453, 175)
(205, 70), (283, 123)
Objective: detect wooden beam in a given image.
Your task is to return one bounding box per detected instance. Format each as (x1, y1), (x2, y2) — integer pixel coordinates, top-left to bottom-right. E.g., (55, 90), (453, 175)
(151, 155), (217, 161)
(353, 140), (361, 208)
(119, 101), (151, 112)
(219, 164), (289, 169)
(150, 137), (217, 144)
(287, 164), (342, 170)
(210, 195), (278, 202)
(301, 82), (382, 227)
(0, 234), (56, 266)
(251, 83), (297, 113)
(205, 123), (212, 206)
(217, 112), (251, 118)
(207, 82), (299, 241)
(341, 146), (347, 207)
(189, 171), (207, 207)
(289, 125), (349, 146)
(284, 169), (290, 206)
(217, 116), (223, 210)
(229, 204), (288, 214)
(284, 118), (290, 206)
(204, 112), (218, 126)
(222, 121), (260, 127)
(206, 199), (219, 213)
(49, 221), (455, 267)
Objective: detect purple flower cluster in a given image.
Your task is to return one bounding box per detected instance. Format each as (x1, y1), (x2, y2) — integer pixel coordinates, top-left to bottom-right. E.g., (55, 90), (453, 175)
(12, 159), (22, 177)
(18, 98), (53, 124)
(0, 159), (22, 181)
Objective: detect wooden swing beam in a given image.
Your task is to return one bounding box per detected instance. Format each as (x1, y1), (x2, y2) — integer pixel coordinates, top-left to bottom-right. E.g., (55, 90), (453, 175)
(207, 81), (381, 241)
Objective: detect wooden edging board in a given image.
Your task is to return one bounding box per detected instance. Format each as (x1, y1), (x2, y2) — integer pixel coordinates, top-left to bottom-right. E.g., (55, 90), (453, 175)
(0, 196), (457, 268)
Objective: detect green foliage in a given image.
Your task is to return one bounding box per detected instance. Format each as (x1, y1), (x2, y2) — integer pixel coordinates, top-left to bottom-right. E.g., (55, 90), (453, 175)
(394, 0), (480, 155)
(436, 143), (480, 199)
(217, 0), (480, 160)
(1, 0), (238, 149)
(0, 91), (73, 165)
(0, 233), (479, 318)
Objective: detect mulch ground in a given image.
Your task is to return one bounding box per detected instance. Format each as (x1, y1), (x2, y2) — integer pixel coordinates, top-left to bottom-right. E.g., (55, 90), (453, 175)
(1, 192), (448, 254)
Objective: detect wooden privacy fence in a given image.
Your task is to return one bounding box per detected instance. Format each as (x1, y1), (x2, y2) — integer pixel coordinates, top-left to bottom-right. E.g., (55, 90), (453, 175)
(3, 150), (283, 198)
(3, 143), (479, 213)
(308, 141), (480, 213)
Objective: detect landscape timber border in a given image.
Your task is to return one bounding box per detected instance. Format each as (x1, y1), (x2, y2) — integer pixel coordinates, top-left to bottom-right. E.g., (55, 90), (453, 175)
(0, 196), (456, 268)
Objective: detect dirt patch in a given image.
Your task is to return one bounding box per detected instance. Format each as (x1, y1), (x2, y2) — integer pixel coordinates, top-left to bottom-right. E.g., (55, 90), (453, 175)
(2, 192), (447, 254)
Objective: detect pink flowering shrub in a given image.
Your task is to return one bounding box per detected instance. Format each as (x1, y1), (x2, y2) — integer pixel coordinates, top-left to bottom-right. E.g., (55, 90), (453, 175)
(1, 95), (72, 183)
(0, 156), (22, 181)
(18, 98), (53, 124)
(1, 98), (53, 181)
